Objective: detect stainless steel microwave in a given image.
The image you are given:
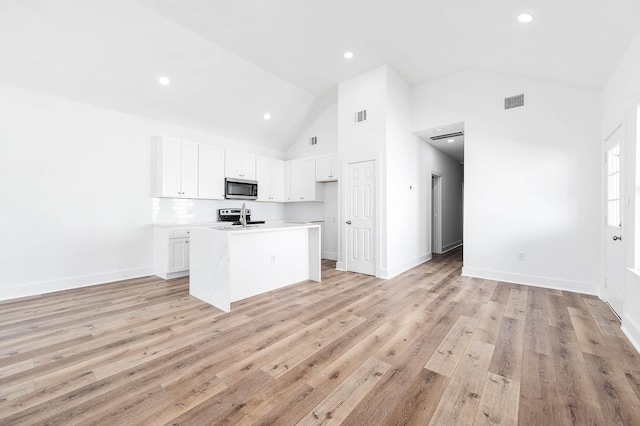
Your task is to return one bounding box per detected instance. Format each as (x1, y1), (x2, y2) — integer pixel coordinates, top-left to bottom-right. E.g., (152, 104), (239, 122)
(225, 178), (258, 200)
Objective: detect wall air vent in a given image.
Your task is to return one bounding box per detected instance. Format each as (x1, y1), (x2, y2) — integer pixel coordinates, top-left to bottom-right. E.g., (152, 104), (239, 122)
(355, 110), (367, 123)
(505, 94), (525, 110)
(430, 131), (464, 141)
(309, 136), (318, 146)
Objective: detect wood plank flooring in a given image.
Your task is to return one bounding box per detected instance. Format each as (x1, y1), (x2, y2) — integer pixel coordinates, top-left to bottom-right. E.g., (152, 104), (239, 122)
(1, 248), (639, 425)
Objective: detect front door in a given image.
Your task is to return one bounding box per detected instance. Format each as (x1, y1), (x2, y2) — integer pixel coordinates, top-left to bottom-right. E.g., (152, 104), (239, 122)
(346, 160), (376, 275)
(603, 124), (625, 317)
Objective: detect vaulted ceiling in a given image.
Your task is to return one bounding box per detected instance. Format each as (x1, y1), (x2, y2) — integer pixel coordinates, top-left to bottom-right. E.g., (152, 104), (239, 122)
(1, 0), (639, 152)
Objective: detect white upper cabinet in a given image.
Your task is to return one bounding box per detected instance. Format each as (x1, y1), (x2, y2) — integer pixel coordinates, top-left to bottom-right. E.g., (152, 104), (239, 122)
(225, 151), (256, 180)
(154, 137), (199, 198)
(287, 157), (323, 202)
(289, 159), (304, 201)
(256, 157), (285, 202)
(198, 145), (225, 199)
(316, 152), (339, 181)
(284, 160), (292, 201)
(154, 138), (325, 203)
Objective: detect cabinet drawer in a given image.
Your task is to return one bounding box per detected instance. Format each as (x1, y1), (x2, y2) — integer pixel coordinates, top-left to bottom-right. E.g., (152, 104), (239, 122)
(169, 229), (191, 238)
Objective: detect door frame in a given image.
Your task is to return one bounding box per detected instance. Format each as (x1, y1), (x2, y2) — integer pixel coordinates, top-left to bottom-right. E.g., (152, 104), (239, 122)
(602, 121), (626, 318)
(431, 172), (443, 254)
(337, 157), (380, 277)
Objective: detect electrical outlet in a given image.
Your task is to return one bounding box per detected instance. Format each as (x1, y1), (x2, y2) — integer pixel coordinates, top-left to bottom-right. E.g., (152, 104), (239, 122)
(517, 252), (525, 261)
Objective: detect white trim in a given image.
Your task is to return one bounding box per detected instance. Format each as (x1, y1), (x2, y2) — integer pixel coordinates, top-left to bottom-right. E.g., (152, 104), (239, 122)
(604, 122), (623, 142)
(0, 266), (154, 302)
(431, 172), (443, 254)
(622, 314), (640, 354)
(163, 270), (189, 280)
(380, 253), (432, 279)
(322, 251), (338, 261)
(442, 240), (463, 253)
(461, 267), (600, 295)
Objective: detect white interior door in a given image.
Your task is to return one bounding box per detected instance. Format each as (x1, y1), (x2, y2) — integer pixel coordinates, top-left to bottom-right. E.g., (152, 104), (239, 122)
(603, 125), (625, 317)
(346, 160), (375, 275)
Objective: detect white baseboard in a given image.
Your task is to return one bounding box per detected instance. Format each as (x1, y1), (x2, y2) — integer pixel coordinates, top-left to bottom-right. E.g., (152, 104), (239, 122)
(461, 267), (600, 296)
(622, 315), (640, 354)
(0, 266), (154, 302)
(380, 253), (432, 279)
(442, 240), (463, 253)
(322, 251), (338, 261)
(165, 270), (189, 280)
(336, 261), (345, 271)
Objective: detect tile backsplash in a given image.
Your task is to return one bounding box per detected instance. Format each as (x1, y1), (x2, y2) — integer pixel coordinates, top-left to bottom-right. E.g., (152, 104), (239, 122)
(151, 198), (289, 224)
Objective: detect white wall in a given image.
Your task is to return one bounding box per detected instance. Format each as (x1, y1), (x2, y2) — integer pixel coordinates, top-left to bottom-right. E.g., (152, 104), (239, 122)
(337, 66), (388, 273)
(412, 70), (602, 294)
(338, 67), (388, 162)
(336, 65), (439, 278)
(322, 182), (339, 260)
(422, 142), (464, 252)
(603, 27), (640, 349)
(384, 68), (431, 277)
(284, 102), (339, 259)
(0, 82), (286, 301)
(286, 103), (338, 159)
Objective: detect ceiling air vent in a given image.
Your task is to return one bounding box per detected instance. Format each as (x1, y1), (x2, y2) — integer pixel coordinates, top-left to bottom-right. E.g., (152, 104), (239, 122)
(309, 136), (318, 146)
(430, 131), (464, 141)
(505, 94), (525, 110)
(354, 110), (367, 123)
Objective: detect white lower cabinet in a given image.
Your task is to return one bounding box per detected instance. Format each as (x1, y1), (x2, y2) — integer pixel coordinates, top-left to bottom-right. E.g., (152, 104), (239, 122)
(168, 237), (190, 273)
(154, 225), (223, 279)
(154, 227), (192, 279)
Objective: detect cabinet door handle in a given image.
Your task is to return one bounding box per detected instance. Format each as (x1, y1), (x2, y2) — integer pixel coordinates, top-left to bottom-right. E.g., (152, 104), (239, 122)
(346, 220), (352, 225)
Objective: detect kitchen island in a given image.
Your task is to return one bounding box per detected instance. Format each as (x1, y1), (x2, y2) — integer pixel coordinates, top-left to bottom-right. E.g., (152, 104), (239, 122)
(189, 223), (321, 312)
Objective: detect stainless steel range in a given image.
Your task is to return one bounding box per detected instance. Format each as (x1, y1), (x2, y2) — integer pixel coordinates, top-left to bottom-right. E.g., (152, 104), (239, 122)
(218, 208), (265, 225)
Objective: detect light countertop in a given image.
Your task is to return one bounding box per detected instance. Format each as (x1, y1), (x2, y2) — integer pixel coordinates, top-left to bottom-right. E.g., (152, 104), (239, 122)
(152, 221), (227, 228)
(212, 222), (321, 233)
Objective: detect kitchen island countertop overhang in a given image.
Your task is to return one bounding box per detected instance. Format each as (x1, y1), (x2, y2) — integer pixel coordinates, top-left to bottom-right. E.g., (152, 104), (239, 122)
(189, 223), (321, 312)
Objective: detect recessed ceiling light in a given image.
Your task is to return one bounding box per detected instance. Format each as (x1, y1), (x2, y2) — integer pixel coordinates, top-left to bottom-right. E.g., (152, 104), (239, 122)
(158, 76), (170, 86)
(447, 139), (455, 143)
(264, 113), (271, 120)
(517, 13), (534, 23)
(344, 51), (354, 59)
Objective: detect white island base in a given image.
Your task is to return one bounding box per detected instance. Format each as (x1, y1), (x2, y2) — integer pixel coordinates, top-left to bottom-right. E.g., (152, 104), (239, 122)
(189, 224), (321, 312)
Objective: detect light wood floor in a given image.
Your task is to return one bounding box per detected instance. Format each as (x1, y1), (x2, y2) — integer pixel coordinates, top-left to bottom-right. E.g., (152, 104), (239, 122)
(1, 249), (639, 425)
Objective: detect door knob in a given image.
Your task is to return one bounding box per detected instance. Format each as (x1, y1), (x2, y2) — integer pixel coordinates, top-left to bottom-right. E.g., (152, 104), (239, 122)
(346, 220), (352, 225)
(613, 235), (622, 241)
